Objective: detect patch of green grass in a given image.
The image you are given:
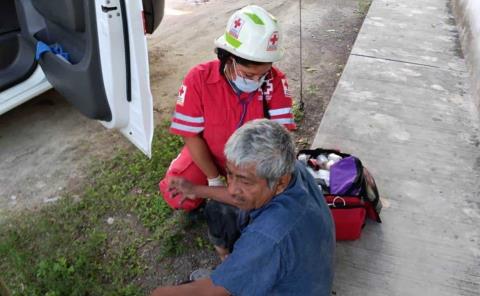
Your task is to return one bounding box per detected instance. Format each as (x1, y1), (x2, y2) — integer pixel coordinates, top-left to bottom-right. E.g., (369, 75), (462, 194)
(293, 84), (321, 126)
(0, 122), (185, 295)
(292, 100), (305, 125)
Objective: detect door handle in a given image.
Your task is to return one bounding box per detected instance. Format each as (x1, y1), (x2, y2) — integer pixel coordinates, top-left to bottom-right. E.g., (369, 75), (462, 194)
(101, 5), (118, 13)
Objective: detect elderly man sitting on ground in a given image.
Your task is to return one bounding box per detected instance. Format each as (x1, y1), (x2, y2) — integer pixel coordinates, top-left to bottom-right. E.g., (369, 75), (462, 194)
(151, 119), (335, 296)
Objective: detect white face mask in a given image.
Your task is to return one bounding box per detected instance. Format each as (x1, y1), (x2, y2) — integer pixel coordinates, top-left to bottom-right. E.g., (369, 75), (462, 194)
(230, 60), (266, 93)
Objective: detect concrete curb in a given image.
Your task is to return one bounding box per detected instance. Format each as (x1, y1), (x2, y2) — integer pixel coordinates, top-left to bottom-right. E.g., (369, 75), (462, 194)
(451, 0), (480, 114)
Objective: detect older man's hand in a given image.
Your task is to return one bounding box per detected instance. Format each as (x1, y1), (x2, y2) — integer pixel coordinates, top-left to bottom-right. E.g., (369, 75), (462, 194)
(168, 177), (198, 204)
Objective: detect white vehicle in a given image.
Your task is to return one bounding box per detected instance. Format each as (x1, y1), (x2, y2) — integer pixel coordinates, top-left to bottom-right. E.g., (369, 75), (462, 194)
(0, 0), (165, 157)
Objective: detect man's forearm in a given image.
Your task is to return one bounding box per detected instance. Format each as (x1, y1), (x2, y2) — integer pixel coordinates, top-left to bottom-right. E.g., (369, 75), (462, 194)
(150, 278), (229, 296)
(193, 185), (238, 207)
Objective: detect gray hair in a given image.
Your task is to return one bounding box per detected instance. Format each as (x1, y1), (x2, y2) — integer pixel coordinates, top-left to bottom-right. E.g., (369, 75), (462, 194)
(224, 119), (296, 188)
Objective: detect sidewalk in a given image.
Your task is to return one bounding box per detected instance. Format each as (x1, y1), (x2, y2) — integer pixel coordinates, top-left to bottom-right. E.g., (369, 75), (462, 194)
(312, 0), (480, 295)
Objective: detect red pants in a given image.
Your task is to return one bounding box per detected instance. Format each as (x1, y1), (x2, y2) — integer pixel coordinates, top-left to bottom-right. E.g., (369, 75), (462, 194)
(159, 147), (211, 211)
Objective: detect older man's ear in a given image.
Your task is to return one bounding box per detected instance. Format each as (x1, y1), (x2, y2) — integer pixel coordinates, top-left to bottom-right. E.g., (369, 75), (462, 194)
(274, 174), (292, 196)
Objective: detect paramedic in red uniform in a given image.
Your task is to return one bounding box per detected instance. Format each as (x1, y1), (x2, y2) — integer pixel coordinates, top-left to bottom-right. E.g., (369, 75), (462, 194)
(159, 5), (295, 259)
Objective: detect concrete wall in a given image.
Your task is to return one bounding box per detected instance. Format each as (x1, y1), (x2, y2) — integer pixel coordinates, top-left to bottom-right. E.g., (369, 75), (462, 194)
(451, 0), (480, 114)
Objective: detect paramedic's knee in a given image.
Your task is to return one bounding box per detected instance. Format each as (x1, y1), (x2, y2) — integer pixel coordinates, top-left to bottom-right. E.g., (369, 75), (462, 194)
(159, 147), (207, 211)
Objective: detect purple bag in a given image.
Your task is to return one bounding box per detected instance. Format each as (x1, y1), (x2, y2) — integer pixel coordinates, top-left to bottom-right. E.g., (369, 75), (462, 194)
(330, 156), (363, 196)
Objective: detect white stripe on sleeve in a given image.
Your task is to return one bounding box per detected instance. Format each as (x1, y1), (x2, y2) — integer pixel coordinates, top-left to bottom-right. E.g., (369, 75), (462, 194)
(268, 107), (292, 117)
(174, 112), (205, 123)
(272, 118), (295, 125)
(171, 122), (204, 133)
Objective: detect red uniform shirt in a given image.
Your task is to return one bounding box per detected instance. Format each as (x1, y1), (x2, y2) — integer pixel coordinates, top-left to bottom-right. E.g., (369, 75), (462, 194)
(170, 59), (295, 168)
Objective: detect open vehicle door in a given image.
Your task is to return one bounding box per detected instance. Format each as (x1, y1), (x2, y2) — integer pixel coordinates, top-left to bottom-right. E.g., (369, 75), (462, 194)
(15, 0), (164, 157)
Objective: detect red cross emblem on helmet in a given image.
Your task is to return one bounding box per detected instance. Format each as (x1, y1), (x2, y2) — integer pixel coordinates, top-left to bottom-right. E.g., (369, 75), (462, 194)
(229, 17), (244, 39)
(267, 31), (279, 51)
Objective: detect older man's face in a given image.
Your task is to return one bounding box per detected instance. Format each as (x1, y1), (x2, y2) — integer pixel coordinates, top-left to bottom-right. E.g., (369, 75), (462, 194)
(225, 161), (277, 210)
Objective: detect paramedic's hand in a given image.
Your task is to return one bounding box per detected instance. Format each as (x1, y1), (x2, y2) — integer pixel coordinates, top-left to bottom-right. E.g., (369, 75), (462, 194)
(207, 175), (225, 187)
(168, 177), (198, 204)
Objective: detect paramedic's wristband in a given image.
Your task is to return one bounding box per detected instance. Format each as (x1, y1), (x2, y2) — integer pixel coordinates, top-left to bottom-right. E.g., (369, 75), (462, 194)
(208, 176), (225, 187)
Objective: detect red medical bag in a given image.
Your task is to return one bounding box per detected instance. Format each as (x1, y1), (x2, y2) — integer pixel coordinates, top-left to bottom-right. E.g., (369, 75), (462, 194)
(299, 148), (382, 241)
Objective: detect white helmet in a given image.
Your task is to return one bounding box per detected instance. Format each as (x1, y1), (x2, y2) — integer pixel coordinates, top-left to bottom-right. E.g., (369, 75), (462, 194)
(214, 5), (284, 63)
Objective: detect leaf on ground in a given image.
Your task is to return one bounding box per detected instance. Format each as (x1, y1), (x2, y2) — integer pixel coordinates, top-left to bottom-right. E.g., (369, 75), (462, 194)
(304, 67), (319, 73)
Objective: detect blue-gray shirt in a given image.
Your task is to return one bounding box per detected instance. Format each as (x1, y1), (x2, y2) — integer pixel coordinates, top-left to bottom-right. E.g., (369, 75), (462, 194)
(211, 162), (335, 295)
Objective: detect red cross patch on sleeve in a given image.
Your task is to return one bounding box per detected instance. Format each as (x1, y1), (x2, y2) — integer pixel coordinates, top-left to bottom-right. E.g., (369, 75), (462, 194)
(177, 85), (187, 106)
(229, 17), (244, 39)
(281, 78), (291, 97)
